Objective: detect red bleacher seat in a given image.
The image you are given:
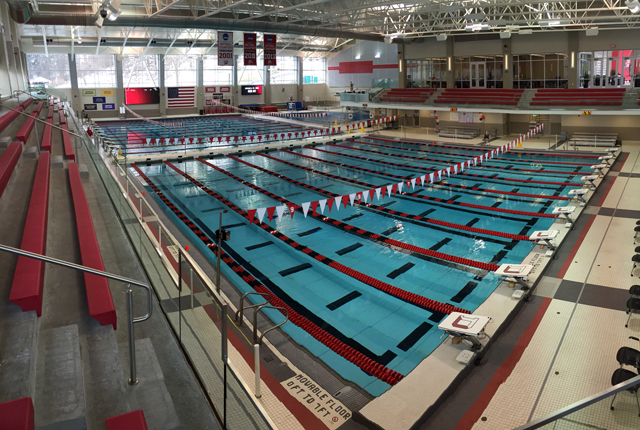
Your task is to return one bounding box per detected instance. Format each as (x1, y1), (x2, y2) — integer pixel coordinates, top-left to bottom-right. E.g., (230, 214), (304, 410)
(0, 141), (22, 199)
(10, 152), (51, 316)
(61, 124), (75, 161)
(379, 88), (436, 103)
(435, 88), (524, 105)
(106, 410), (148, 430)
(41, 123), (52, 152)
(0, 106), (25, 134)
(531, 88), (624, 106)
(47, 105), (53, 119)
(68, 162), (117, 329)
(32, 102), (44, 117)
(0, 397), (35, 430)
(16, 113), (37, 143)
(20, 98), (34, 110)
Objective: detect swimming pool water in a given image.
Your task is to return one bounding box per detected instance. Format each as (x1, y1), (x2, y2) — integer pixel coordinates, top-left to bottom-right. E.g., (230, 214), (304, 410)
(134, 138), (594, 396)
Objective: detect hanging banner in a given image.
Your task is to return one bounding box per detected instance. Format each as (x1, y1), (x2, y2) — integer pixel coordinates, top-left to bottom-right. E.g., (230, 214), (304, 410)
(244, 33), (257, 66)
(264, 34), (277, 66)
(218, 31), (233, 66)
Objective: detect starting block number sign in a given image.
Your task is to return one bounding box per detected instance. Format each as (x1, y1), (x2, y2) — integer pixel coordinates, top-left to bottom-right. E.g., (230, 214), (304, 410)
(582, 111), (591, 115)
(282, 372), (352, 427)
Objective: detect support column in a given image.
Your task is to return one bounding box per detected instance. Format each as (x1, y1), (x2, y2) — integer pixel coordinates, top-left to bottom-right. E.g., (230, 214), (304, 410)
(264, 65), (271, 105)
(115, 55), (124, 112)
(398, 44), (407, 88)
(298, 58), (304, 103)
(446, 37), (454, 89)
(568, 32), (579, 89)
(69, 53), (81, 113)
(159, 55), (166, 116)
(197, 56), (204, 111)
(502, 39), (513, 89)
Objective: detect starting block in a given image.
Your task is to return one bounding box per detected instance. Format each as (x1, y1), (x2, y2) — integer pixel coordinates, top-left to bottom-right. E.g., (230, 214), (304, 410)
(590, 163), (608, 177)
(553, 206), (576, 228)
(495, 264), (534, 290)
(598, 155), (613, 166)
(438, 312), (492, 350)
(529, 230), (559, 257)
(568, 188), (589, 205)
(581, 174), (598, 190)
(606, 148), (619, 154)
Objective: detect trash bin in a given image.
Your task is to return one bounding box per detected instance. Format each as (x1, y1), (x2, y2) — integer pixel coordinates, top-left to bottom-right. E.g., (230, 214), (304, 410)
(199, 109), (204, 115)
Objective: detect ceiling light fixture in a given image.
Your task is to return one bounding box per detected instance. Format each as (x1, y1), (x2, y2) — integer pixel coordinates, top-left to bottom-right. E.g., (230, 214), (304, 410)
(355, 54), (361, 59)
(465, 23), (490, 32)
(77, 37), (82, 44)
(627, 0), (640, 13)
(375, 53), (381, 58)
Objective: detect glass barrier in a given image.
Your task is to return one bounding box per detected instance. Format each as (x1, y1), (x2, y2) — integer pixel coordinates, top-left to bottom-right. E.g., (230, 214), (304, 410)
(70, 110), (272, 430)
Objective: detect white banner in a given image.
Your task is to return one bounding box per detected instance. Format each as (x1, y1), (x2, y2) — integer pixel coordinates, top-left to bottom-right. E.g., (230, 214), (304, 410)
(218, 31), (233, 66)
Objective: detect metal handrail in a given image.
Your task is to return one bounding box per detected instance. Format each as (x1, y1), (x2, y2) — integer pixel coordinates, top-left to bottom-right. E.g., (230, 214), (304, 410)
(235, 292), (271, 327)
(253, 305), (289, 345)
(0, 243), (151, 384)
(514, 374), (640, 429)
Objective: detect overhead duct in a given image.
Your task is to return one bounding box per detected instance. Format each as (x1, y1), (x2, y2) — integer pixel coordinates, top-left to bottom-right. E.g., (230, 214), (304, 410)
(109, 16), (394, 43)
(6, 0), (33, 23)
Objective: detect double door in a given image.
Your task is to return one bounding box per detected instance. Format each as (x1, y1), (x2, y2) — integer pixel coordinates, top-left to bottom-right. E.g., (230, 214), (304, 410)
(470, 62), (486, 88)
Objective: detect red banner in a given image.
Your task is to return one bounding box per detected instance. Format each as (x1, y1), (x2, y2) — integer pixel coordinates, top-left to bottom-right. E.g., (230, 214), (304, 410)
(264, 34), (277, 66)
(244, 33), (257, 66)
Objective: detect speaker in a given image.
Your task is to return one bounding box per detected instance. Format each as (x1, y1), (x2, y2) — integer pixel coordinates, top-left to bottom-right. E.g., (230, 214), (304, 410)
(500, 31), (511, 39)
(436, 34), (447, 41)
(586, 28), (599, 36)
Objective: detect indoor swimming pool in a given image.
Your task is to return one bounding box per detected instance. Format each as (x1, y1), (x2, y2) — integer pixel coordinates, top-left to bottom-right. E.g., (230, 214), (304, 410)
(131, 137), (599, 397)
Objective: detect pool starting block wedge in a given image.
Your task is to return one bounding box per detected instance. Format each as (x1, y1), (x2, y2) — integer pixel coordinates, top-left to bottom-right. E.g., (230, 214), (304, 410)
(553, 206), (576, 228)
(495, 264), (534, 290)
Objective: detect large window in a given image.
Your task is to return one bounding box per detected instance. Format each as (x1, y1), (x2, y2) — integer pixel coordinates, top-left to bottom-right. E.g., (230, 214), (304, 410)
(25, 54), (71, 89)
(513, 53), (568, 88)
(270, 56), (298, 85)
(164, 55), (197, 87)
(407, 58), (447, 88)
(123, 55), (159, 88)
(303, 57), (325, 84)
(203, 55), (233, 85)
(237, 51), (264, 85)
(76, 54), (116, 88)
(579, 50), (640, 88)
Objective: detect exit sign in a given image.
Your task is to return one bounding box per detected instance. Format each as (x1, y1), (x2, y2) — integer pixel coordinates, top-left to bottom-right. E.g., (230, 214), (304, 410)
(450, 108), (457, 112)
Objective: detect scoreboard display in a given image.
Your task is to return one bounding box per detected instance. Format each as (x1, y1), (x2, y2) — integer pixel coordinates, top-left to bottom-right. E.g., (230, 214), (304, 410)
(125, 87), (160, 105)
(241, 85), (262, 95)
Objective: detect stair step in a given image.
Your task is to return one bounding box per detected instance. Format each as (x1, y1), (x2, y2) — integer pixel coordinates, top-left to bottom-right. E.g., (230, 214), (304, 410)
(80, 326), (133, 429)
(118, 338), (181, 430)
(34, 324), (87, 430)
(0, 311), (39, 403)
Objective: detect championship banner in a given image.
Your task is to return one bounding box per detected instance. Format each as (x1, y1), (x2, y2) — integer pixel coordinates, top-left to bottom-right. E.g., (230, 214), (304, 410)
(244, 33), (257, 66)
(264, 34), (277, 66)
(218, 31), (233, 66)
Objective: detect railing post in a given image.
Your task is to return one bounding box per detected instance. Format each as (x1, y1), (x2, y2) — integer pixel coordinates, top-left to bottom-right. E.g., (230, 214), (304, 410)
(254, 344), (261, 398)
(126, 284), (138, 385)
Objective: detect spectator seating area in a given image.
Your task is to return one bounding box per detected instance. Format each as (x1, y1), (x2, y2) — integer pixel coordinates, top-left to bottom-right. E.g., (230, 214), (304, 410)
(16, 101), (43, 143)
(379, 88), (436, 103)
(530, 88), (626, 106)
(0, 141), (22, 199)
(569, 132), (619, 148)
(434, 89), (524, 105)
(438, 126), (480, 139)
(60, 109), (75, 161)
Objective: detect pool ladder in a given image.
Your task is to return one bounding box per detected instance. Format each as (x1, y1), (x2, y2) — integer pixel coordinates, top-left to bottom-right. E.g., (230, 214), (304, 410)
(235, 292), (290, 344)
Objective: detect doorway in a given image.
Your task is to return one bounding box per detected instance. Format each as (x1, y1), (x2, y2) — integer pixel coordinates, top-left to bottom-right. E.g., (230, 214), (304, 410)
(470, 62), (486, 88)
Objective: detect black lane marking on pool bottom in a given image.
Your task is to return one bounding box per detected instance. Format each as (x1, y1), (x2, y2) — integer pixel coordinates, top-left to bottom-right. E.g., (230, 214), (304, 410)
(185, 193), (209, 199)
(336, 243), (363, 256)
(490, 250), (508, 265)
(379, 201), (397, 208)
(285, 192), (302, 197)
(492, 202), (502, 207)
(157, 186), (399, 365)
(201, 207), (223, 213)
(387, 263), (415, 279)
(451, 281), (479, 303)
(222, 223), (246, 229)
(419, 209), (436, 217)
(466, 218), (480, 227)
(298, 227), (322, 237)
(397, 322), (433, 352)
(245, 241), (274, 251)
(430, 238), (452, 251)
(326, 291), (362, 311)
(280, 263), (313, 277)
(342, 213), (364, 222)
(381, 225), (401, 236)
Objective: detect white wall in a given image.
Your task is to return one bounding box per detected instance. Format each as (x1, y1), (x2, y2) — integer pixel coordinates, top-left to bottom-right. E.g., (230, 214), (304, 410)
(328, 41), (399, 88)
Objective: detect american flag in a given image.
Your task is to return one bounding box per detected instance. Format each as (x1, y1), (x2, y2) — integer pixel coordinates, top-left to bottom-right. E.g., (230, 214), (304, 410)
(167, 87), (195, 108)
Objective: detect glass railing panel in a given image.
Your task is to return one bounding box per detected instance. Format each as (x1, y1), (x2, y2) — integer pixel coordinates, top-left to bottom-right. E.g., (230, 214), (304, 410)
(74, 110), (272, 429)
